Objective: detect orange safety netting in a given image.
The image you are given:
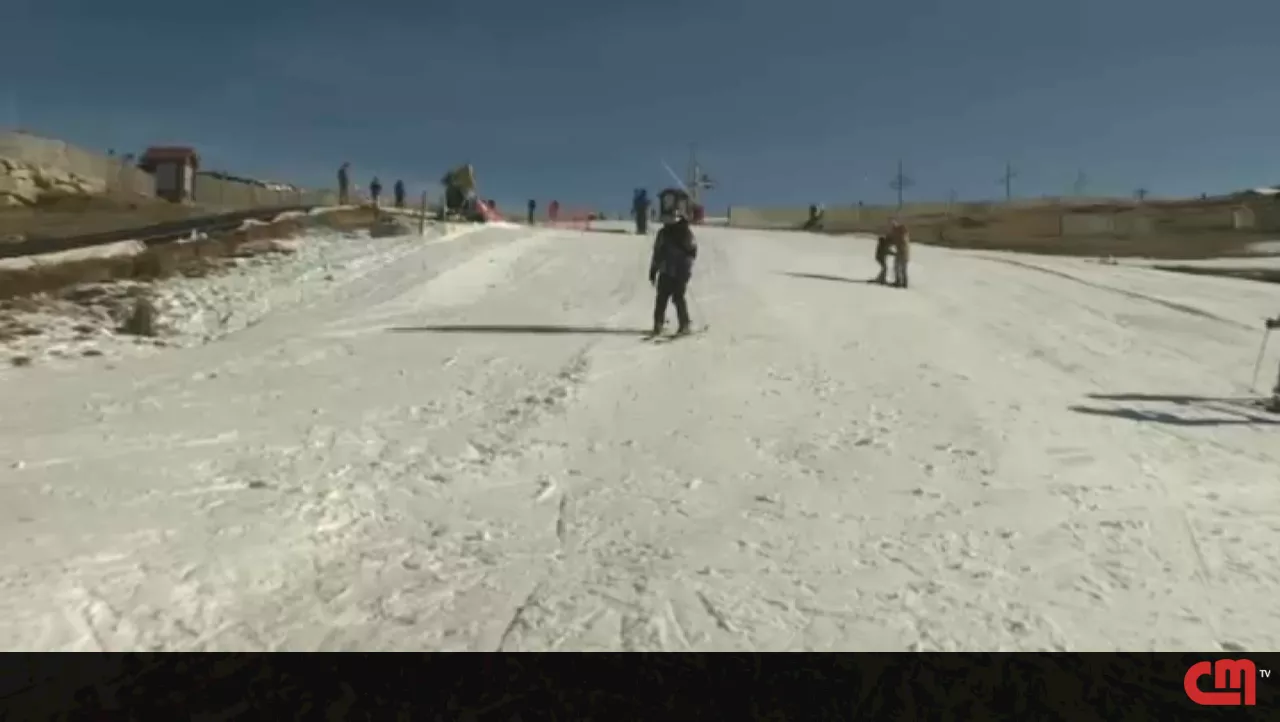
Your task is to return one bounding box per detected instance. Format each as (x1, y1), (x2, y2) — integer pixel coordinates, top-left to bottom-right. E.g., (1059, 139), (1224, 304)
(544, 207), (595, 230)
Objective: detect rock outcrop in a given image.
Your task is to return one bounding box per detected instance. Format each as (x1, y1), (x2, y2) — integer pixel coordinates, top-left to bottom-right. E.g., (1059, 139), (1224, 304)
(0, 158), (109, 207)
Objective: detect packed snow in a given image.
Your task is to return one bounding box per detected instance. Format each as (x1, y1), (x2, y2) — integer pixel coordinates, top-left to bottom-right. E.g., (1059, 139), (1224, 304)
(2, 222), (1279, 652)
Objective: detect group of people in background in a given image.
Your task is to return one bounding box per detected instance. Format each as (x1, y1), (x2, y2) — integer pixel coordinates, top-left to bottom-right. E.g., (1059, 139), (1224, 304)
(526, 199), (563, 225)
(337, 163), (408, 209)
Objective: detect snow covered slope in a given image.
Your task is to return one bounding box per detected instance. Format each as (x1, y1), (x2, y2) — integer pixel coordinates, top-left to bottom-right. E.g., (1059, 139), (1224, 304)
(2, 225), (1278, 652)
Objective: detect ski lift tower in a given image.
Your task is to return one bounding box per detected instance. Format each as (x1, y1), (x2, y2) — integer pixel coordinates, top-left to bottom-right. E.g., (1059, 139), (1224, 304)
(685, 144), (714, 223)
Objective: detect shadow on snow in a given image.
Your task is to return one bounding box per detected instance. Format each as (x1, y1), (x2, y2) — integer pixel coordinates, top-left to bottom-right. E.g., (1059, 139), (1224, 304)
(1070, 392), (1280, 427)
(389, 324), (651, 336)
(779, 271), (876, 285)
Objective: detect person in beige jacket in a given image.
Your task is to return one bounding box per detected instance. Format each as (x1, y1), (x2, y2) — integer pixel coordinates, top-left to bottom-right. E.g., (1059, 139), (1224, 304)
(875, 220), (910, 288)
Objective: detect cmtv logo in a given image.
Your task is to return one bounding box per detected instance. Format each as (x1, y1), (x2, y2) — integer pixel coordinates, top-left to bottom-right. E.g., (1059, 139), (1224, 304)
(1184, 659), (1270, 706)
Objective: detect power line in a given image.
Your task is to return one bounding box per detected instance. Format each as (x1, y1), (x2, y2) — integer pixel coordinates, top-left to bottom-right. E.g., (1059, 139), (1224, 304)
(889, 160), (914, 210)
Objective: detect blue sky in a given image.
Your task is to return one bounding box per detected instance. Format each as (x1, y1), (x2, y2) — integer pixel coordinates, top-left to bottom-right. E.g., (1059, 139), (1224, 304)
(8, 0), (1279, 211)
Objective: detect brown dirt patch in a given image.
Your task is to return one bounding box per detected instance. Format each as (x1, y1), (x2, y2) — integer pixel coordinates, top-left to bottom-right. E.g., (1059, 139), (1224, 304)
(0, 207), (384, 301)
(822, 199), (1277, 260)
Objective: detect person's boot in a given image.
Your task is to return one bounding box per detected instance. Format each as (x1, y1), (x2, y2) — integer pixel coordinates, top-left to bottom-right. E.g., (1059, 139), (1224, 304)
(676, 321), (692, 335)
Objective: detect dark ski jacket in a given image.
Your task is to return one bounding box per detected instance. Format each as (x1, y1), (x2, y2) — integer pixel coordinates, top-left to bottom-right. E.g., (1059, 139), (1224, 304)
(649, 220), (697, 282)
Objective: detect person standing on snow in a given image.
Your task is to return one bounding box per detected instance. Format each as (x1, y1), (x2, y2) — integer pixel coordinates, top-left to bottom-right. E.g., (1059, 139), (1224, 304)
(633, 189), (651, 235)
(873, 233), (892, 285)
(1267, 316), (1280, 411)
(393, 180), (406, 209)
(337, 162), (351, 205)
(369, 177), (382, 207)
(527, 199), (537, 224)
(885, 219), (911, 288)
(648, 210), (698, 336)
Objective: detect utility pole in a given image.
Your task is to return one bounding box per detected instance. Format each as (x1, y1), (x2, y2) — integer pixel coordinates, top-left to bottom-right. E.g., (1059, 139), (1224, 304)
(998, 162), (1017, 202)
(947, 189), (958, 215)
(889, 160), (914, 210)
(1073, 171), (1088, 197)
(686, 144), (699, 205)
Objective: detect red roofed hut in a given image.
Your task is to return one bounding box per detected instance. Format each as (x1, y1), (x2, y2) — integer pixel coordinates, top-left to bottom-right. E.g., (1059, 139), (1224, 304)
(138, 146), (200, 202)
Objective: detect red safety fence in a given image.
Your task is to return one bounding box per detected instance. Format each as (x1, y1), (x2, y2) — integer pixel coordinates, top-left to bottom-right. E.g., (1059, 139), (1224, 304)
(476, 199), (503, 222)
(543, 207), (595, 230)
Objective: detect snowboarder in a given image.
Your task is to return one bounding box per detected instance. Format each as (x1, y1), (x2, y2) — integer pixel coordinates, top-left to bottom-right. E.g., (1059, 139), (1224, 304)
(648, 209), (698, 336)
(393, 180), (406, 209)
(337, 162), (351, 205)
(527, 199), (537, 224)
(369, 177), (382, 207)
(633, 189), (651, 235)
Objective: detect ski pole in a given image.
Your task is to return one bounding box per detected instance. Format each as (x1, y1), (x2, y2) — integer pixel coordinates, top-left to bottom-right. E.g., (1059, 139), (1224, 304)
(1250, 328), (1272, 393)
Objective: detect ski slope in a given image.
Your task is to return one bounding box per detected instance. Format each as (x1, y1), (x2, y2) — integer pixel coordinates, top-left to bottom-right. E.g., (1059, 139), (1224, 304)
(2, 223), (1279, 652)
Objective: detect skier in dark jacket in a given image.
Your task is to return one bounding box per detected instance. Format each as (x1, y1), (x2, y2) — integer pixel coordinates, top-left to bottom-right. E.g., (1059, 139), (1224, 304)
(632, 189), (651, 235)
(648, 211), (698, 336)
(527, 199), (537, 224)
(393, 180), (406, 209)
(369, 177), (383, 207)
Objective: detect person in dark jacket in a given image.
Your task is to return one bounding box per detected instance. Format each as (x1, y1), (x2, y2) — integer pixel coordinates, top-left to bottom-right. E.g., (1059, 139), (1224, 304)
(337, 162), (351, 205)
(1267, 315), (1280, 411)
(873, 235), (892, 284)
(648, 211), (698, 336)
(369, 177), (382, 207)
(393, 180), (406, 209)
(527, 199), (537, 224)
(633, 189), (651, 235)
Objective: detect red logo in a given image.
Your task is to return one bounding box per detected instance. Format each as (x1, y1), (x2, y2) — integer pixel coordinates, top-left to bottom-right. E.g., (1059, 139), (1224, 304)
(1185, 659), (1257, 706)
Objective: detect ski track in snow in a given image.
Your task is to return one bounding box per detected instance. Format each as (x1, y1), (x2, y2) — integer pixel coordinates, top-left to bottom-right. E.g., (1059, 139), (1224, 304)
(1, 224), (1279, 651)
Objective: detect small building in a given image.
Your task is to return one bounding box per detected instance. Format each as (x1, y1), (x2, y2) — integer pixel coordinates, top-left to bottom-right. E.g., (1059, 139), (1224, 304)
(138, 146), (200, 202)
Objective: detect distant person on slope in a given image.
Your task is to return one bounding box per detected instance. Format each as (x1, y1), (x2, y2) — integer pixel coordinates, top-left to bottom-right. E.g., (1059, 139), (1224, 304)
(527, 198), (537, 224)
(873, 234), (892, 284)
(369, 177), (382, 207)
(393, 180), (406, 209)
(886, 219), (911, 288)
(338, 162), (351, 205)
(648, 210), (698, 336)
(633, 189), (651, 235)
(1267, 315), (1280, 411)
